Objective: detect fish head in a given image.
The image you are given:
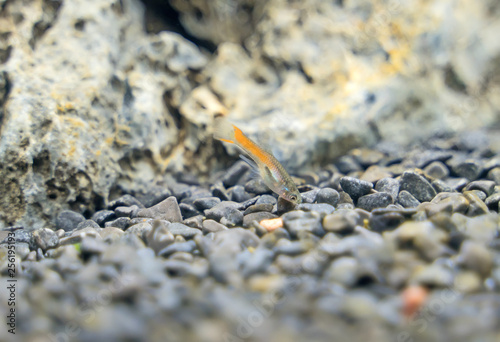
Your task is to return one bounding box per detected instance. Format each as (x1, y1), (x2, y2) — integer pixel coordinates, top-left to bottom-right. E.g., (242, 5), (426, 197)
(281, 185), (302, 205)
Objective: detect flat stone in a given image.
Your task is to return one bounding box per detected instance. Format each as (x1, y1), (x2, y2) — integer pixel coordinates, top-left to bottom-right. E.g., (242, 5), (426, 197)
(158, 240), (197, 257)
(256, 194), (277, 205)
(115, 205), (139, 218)
(193, 197), (221, 211)
(357, 192), (393, 211)
(243, 212), (277, 227)
(136, 196), (183, 222)
(340, 177), (373, 201)
(316, 188), (340, 207)
(399, 171), (436, 202)
(431, 192), (469, 214)
(202, 219), (228, 234)
(423, 161), (449, 179)
(368, 212), (405, 233)
(397, 190), (420, 208)
(463, 180), (496, 196)
(359, 165), (392, 183)
(451, 160), (483, 181)
(56, 210), (85, 232)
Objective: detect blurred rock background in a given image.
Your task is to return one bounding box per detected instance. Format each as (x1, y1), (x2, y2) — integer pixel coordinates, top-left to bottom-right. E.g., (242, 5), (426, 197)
(0, 0), (499, 230)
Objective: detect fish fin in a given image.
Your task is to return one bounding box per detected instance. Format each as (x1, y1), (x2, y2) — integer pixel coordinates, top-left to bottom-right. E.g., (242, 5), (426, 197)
(214, 116), (236, 144)
(239, 154), (260, 178)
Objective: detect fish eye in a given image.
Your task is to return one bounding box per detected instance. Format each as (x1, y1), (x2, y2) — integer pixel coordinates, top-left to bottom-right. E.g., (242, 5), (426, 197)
(290, 195), (297, 201)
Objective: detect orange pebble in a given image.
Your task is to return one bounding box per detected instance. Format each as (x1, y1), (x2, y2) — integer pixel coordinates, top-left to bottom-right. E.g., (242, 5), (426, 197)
(402, 285), (428, 319)
(260, 217), (283, 231)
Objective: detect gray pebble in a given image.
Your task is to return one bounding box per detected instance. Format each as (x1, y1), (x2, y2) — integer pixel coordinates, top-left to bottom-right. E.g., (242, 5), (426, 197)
(222, 161), (250, 188)
(99, 227), (124, 243)
(211, 182), (230, 201)
(183, 215), (204, 229)
(451, 159), (483, 181)
(193, 197), (221, 210)
(397, 190), (420, 208)
(240, 247), (274, 278)
(458, 241), (493, 277)
(244, 203), (274, 215)
(243, 212), (277, 227)
(357, 192), (393, 211)
(104, 217), (131, 230)
(115, 205), (139, 218)
(484, 193), (500, 209)
(169, 183), (192, 201)
(80, 237), (106, 255)
(145, 220), (175, 254)
(33, 228), (59, 252)
(75, 219), (100, 231)
(463, 191), (490, 216)
(375, 178), (400, 200)
(1, 229), (35, 250)
(442, 177), (469, 191)
(316, 188), (340, 207)
(336, 155), (362, 174)
(159, 240), (197, 257)
(464, 180), (496, 196)
(299, 189), (319, 204)
(137, 186), (172, 208)
(273, 240), (312, 256)
(126, 222), (152, 240)
(108, 194), (144, 209)
(322, 209), (360, 234)
(91, 210), (116, 227)
(56, 210), (85, 232)
(340, 177), (373, 201)
(136, 196), (183, 222)
(202, 219), (228, 234)
(423, 161), (449, 179)
(230, 185), (252, 202)
(245, 178), (271, 195)
(256, 194), (277, 205)
(411, 264), (454, 287)
(296, 203), (335, 217)
(487, 167), (500, 185)
(431, 179), (454, 193)
(283, 210), (324, 237)
(400, 171), (436, 202)
(204, 201), (243, 226)
(167, 222), (202, 238)
(368, 212), (405, 233)
(179, 203), (200, 219)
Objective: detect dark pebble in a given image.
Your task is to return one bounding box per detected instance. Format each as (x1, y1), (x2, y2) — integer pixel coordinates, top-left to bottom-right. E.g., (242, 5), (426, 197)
(193, 197), (221, 211)
(296, 203), (335, 217)
(179, 203), (200, 219)
(256, 195), (277, 205)
(423, 161), (449, 179)
(399, 171), (436, 202)
(240, 196), (259, 209)
(431, 179), (454, 193)
(298, 171), (320, 185)
(316, 188), (340, 207)
(108, 194), (144, 210)
(167, 222), (202, 238)
(159, 240), (197, 257)
(211, 182), (230, 201)
(33, 228), (59, 252)
(222, 161), (250, 188)
(230, 185), (252, 202)
(2, 229), (35, 250)
(463, 191), (490, 216)
(137, 186), (172, 208)
(104, 217), (131, 230)
(244, 203), (274, 215)
(463, 180), (496, 196)
(56, 210), (85, 232)
(369, 212), (405, 233)
(243, 212), (277, 227)
(338, 192), (354, 208)
(357, 192), (393, 211)
(276, 196), (297, 215)
(204, 201), (243, 226)
(115, 205), (139, 218)
(375, 178), (400, 200)
(282, 211), (324, 237)
(244, 179), (271, 195)
(241, 247), (274, 277)
(340, 177), (373, 201)
(397, 190), (420, 208)
(442, 177), (469, 191)
(451, 160), (483, 180)
(484, 193), (500, 209)
(301, 189), (320, 204)
(91, 210), (116, 227)
(169, 183), (192, 201)
(75, 219), (100, 231)
(136, 196), (183, 222)
(336, 155), (362, 174)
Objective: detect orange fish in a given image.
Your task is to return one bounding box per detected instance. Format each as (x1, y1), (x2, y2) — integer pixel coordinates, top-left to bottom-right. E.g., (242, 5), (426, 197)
(214, 116), (301, 204)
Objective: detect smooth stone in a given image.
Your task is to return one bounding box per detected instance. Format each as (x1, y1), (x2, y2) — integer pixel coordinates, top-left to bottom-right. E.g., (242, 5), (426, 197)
(202, 219), (228, 234)
(442, 177), (469, 191)
(80, 237), (106, 255)
(230, 185), (252, 202)
(99, 227), (124, 242)
(410, 150), (452, 168)
(338, 191), (354, 206)
(204, 201), (243, 226)
(193, 197), (221, 211)
(340, 177), (373, 201)
(108, 194), (144, 209)
(75, 219), (100, 231)
(240, 246), (275, 278)
(91, 210), (116, 227)
(244, 203), (274, 215)
(451, 159), (483, 180)
(484, 193), (500, 209)
(137, 186), (172, 208)
(114, 205), (140, 218)
(301, 189), (320, 204)
(399, 171), (436, 202)
(423, 161), (449, 179)
(243, 212), (277, 227)
(256, 194), (277, 205)
(487, 167), (500, 185)
(135, 196), (183, 222)
(167, 222), (202, 238)
(458, 241), (493, 277)
(1, 229), (34, 249)
(397, 190), (420, 208)
(125, 222), (152, 240)
(336, 155), (362, 174)
(222, 161), (250, 188)
(316, 188), (340, 207)
(296, 203), (335, 217)
(357, 192), (393, 211)
(104, 217), (131, 230)
(211, 182), (230, 201)
(282, 211), (324, 237)
(145, 220), (175, 254)
(183, 215), (203, 229)
(33, 228), (59, 252)
(463, 180), (496, 196)
(322, 209), (361, 234)
(431, 179), (454, 193)
(368, 212), (405, 233)
(56, 210), (85, 232)
(431, 192), (469, 214)
(158, 240), (197, 257)
(375, 178), (400, 200)
(463, 191), (490, 216)
(169, 183), (192, 201)
(245, 178), (272, 195)
(179, 203), (200, 219)
(359, 165), (392, 183)
(467, 189), (487, 201)
(273, 239), (312, 256)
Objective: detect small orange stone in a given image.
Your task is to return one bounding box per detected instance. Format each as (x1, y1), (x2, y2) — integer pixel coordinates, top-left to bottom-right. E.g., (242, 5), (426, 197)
(260, 217), (283, 231)
(402, 285), (428, 319)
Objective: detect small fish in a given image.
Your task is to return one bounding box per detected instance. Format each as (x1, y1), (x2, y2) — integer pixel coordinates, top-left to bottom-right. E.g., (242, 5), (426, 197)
(214, 115), (301, 204)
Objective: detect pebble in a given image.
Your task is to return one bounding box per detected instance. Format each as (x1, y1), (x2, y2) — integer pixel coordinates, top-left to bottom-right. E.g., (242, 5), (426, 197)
(340, 177), (373, 201)
(33, 228), (59, 252)
(137, 186), (172, 208)
(397, 190), (420, 208)
(159, 240), (197, 257)
(202, 219), (228, 234)
(454, 271), (481, 293)
(457, 241), (493, 277)
(211, 182), (230, 201)
(136, 196), (183, 222)
(230, 185), (252, 202)
(411, 264), (454, 287)
(243, 203), (274, 215)
(193, 197), (221, 211)
(300, 189), (320, 203)
(1, 229), (35, 249)
(108, 194), (145, 209)
(245, 179), (271, 195)
(125, 222), (152, 240)
(222, 161), (250, 187)
(322, 209), (360, 235)
(183, 215), (203, 229)
(169, 183), (192, 201)
(243, 212), (277, 227)
(357, 192), (393, 211)
(368, 212), (405, 233)
(55, 210), (85, 232)
(256, 194), (277, 205)
(451, 159), (483, 180)
(259, 218), (283, 232)
(179, 203), (200, 219)
(282, 211), (324, 237)
(463, 191), (490, 216)
(423, 160), (449, 179)
(99, 227), (124, 243)
(145, 220), (175, 254)
(91, 210), (116, 226)
(115, 205), (140, 218)
(167, 222), (202, 238)
(296, 203), (335, 217)
(75, 219), (100, 231)
(204, 201), (243, 226)
(484, 193), (500, 209)
(336, 155), (362, 174)
(399, 171), (436, 202)
(375, 177), (400, 200)
(315, 188), (340, 207)
(104, 217), (131, 230)
(487, 167), (500, 185)
(80, 236), (107, 255)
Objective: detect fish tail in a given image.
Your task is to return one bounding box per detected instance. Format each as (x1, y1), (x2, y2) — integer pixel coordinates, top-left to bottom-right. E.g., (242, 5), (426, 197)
(214, 115), (236, 144)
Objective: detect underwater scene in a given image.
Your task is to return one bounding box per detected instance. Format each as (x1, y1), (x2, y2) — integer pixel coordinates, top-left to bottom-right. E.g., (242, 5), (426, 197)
(1, 0), (500, 341)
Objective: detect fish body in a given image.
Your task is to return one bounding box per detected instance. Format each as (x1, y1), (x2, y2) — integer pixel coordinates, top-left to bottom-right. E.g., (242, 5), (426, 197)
(214, 116), (301, 204)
